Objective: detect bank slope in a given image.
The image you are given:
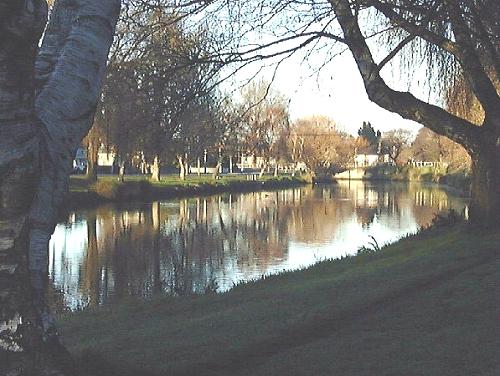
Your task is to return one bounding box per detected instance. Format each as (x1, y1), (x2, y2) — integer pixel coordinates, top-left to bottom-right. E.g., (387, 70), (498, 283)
(68, 175), (309, 207)
(60, 226), (500, 376)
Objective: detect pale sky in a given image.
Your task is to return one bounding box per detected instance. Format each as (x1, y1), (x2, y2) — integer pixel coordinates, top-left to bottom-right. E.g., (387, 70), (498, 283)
(272, 51), (425, 137)
(221, 31), (434, 138)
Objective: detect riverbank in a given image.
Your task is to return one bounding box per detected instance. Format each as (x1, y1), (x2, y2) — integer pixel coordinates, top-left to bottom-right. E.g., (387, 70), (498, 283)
(59, 223), (499, 376)
(68, 174), (309, 207)
(335, 165), (471, 194)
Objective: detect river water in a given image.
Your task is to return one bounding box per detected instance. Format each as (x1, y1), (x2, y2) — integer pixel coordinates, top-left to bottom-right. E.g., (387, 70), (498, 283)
(48, 181), (467, 312)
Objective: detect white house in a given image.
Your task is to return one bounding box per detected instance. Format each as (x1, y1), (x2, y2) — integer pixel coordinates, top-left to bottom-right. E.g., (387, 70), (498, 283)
(354, 146), (390, 168)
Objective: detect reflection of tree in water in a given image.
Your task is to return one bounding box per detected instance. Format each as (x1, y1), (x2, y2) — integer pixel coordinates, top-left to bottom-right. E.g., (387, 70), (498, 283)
(355, 207), (378, 228)
(82, 212), (100, 306)
(49, 182), (467, 311)
(336, 181), (466, 230)
(282, 187), (355, 243)
(410, 184), (467, 227)
(160, 194), (292, 292)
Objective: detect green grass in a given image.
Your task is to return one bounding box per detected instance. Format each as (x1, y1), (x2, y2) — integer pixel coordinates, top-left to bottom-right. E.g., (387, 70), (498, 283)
(70, 173), (303, 188)
(59, 225), (500, 376)
(68, 174), (308, 204)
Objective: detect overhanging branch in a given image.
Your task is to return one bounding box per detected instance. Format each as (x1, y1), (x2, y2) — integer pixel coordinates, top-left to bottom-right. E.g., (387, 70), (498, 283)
(329, 0), (482, 152)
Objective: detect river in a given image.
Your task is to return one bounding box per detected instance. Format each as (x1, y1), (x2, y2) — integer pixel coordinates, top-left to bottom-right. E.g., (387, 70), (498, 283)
(48, 181), (467, 312)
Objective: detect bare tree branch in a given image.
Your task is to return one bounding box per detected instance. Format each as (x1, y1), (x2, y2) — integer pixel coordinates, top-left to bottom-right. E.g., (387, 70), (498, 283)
(330, 0), (481, 151)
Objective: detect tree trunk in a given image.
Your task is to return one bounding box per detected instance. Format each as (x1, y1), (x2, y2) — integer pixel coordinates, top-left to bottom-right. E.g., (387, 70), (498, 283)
(86, 139), (99, 182)
(178, 155), (186, 180)
(151, 156), (161, 182)
(0, 2), (69, 373)
(0, 0), (120, 374)
(259, 160), (268, 179)
(213, 153), (223, 180)
(0, 139), (71, 375)
(469, 135), (500, 225)
(118, 162), (125, 182)
(213, 161), (222, 180)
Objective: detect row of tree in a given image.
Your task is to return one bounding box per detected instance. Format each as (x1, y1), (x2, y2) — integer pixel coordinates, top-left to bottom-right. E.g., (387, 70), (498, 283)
(84, 5), (224, 182)
(87, 47), (472, 180)
(78, 4), (367, 180)
(78, 2), (481, 185)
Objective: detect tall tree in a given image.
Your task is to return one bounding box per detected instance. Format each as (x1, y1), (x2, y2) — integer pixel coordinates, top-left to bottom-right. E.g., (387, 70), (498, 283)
(330, 0), (499, 224)
(183, 0), (500, 225)
(382, 129), (413, 165)
(0, 0), (120, 374)
(98, 5), (222, 181)
(358, 121), (381, 148)
(291, 116), (355, 175)
(237, 80), (290, 177)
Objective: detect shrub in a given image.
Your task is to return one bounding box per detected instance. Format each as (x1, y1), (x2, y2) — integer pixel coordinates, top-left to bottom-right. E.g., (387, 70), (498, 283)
(430, 209), (464, 228)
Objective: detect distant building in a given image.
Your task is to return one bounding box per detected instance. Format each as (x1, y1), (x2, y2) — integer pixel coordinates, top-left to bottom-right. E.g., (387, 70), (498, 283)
(354, 145), (390, 168)
(72, 145), (119, 174)
(98, 149), (116, 168)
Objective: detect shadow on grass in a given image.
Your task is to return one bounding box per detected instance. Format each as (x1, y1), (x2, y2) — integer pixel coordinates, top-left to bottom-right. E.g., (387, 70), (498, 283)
(75, 352), (157, 376)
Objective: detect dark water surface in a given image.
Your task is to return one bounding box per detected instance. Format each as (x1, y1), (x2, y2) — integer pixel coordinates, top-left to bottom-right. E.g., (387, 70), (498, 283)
(48, 181), (467, 311)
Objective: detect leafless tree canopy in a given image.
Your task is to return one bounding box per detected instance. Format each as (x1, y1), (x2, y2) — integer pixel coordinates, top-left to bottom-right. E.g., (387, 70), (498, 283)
(159, 0), (499, 223)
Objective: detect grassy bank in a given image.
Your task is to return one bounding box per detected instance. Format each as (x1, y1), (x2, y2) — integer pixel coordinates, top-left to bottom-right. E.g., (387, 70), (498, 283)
(68, 174), (309, 207)
(60, 224), (499, 376)
(361, 165), (471, 193)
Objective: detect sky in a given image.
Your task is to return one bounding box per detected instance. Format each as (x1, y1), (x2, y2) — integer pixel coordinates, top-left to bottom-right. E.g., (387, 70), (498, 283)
(213, 6), (440, 139)
(221, 47), (430, 138)
(271, 51), (425, 137)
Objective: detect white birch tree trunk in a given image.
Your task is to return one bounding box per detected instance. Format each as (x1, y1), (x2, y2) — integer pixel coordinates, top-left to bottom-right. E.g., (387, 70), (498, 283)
(0, 0), (120, 374)
(177, 155), (187, 180)
(151, 156), (161, 182)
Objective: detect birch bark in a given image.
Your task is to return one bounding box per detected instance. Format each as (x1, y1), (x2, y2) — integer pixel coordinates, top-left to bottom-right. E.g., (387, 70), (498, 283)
(0, 0), (120, 374)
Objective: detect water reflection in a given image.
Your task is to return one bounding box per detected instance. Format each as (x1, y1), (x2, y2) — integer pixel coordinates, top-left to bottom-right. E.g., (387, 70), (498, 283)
(48, 181), (467, 311)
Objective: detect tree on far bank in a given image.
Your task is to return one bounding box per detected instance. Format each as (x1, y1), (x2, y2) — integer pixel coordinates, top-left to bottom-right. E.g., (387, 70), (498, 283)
(290, 117), (355, 176)
(357, 121), (381, 148)
(171, 97), (225, 180)
(411, 128), (471, 171)
(237, 80), (290, 177)
(381, 129), (413, 165)
(98, 6), (222, 182)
